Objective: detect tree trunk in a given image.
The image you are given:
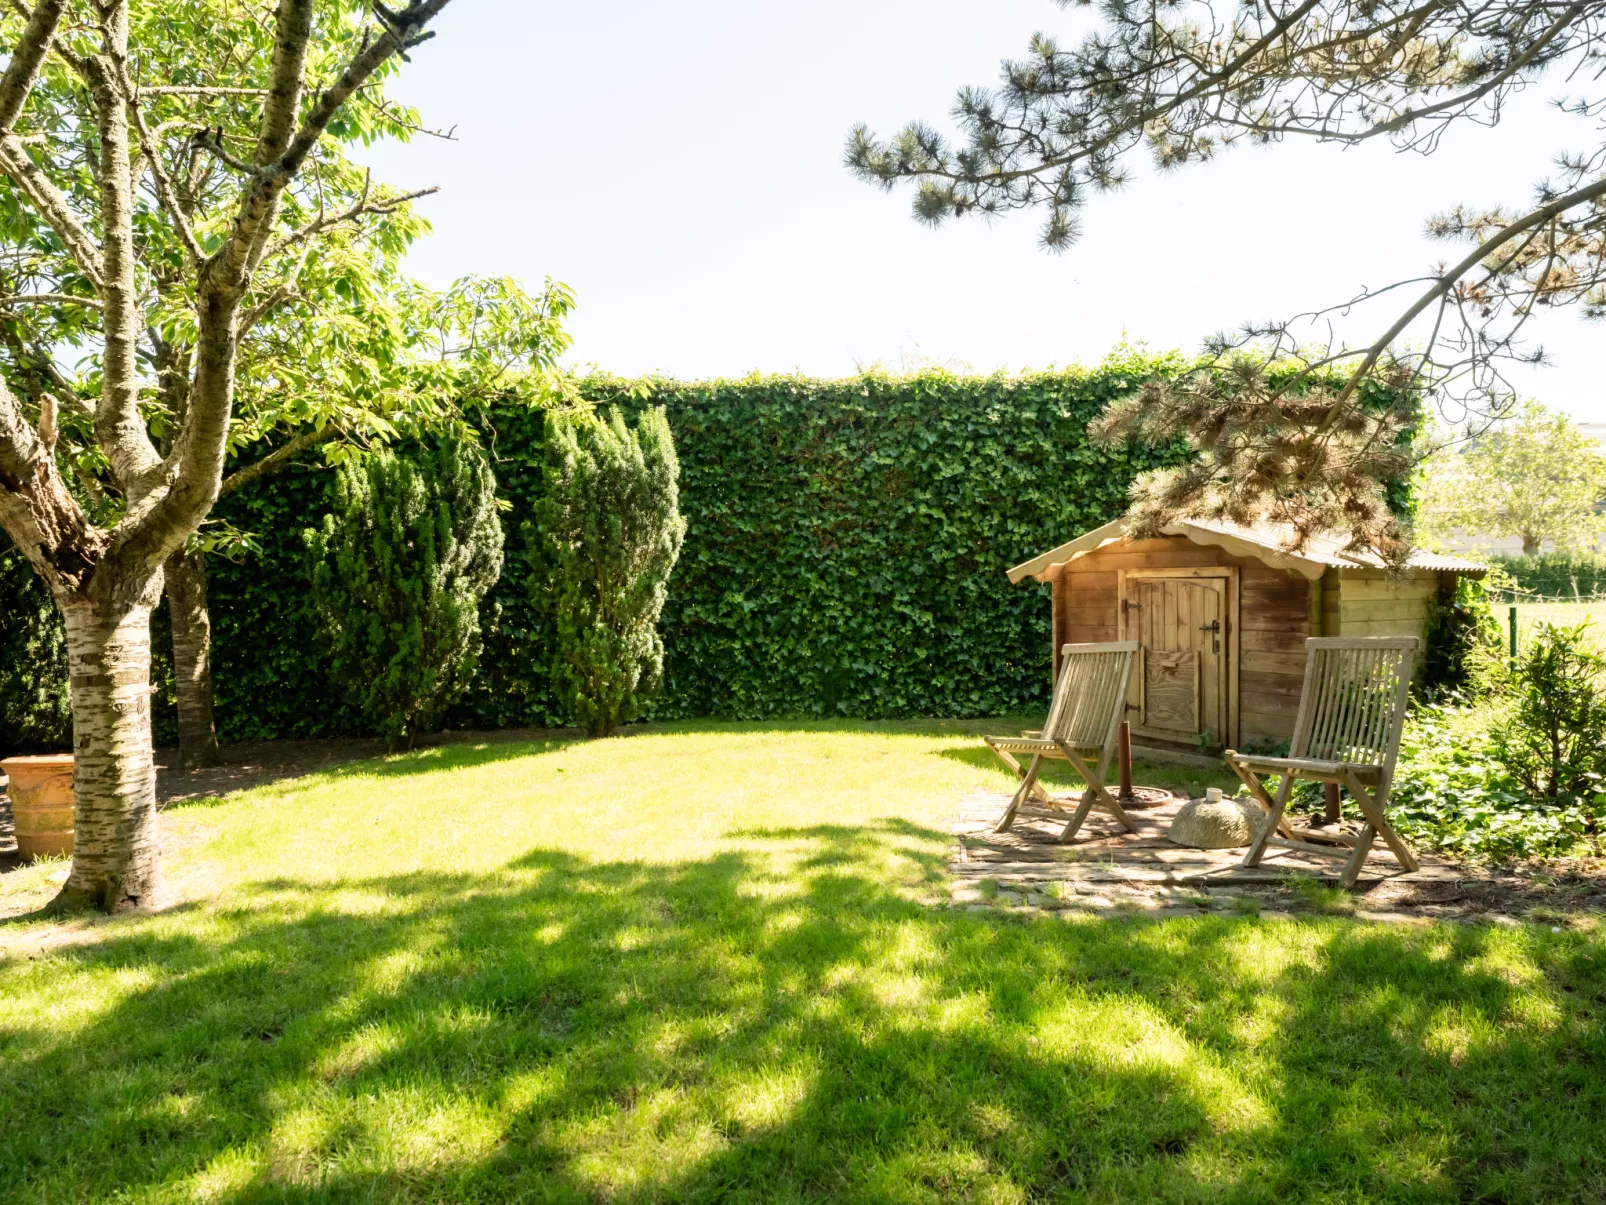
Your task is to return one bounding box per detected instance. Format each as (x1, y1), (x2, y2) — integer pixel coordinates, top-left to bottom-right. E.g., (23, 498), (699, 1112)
(54, 588), (162, 912)
(165, 546), (221, 769)
(1522, 534), (1541, 555)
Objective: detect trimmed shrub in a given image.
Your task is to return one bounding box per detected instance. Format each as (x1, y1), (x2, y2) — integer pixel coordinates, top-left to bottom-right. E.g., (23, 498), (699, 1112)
(535, 406), (685, 737)
(304, 439), (504, 748)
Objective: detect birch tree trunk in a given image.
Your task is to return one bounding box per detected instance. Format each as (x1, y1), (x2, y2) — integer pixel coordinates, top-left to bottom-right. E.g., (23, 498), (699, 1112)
(56, 582), (163, 911)
(165, 548), (221, 769)
(0, 0), (457, 912)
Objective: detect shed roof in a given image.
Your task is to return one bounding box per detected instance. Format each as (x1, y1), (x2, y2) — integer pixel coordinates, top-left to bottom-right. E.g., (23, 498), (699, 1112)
(1006, 518), (1488, 584)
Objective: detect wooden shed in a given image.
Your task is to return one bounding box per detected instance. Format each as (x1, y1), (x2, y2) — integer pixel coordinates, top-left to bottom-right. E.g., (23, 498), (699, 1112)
(1007, 518), (1486, 753)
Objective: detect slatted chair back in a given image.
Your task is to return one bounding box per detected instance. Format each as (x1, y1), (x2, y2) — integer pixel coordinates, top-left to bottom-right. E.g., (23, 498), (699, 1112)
(1290, 637), (1418, 779)
(1046, 642), (1140, 749)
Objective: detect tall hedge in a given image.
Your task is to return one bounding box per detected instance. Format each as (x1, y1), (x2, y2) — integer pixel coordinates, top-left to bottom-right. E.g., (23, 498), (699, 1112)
(0, 544), (72, 752)
(0, 356), (1232, 739)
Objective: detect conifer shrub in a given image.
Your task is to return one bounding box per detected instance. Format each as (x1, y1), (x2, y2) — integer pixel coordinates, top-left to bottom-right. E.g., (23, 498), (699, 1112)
(304, 439), (503, 748)
(535, 406), (685, 738)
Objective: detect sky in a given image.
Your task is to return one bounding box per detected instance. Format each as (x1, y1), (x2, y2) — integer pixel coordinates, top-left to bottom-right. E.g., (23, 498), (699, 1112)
(359, 0), (1606, 422)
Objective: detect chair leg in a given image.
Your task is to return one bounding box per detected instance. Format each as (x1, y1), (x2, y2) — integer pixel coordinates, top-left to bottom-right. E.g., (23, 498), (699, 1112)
(1343, 772), (1419, 873)
(995, 754), (1045, 833)
(1226, 756), (1295, 838)
(987, 742), (1055, 804)
(1242, 771), (1295, 868)
(1339, 824), (1378, 889)
(1059, 744), (1135, 838)
(1059, 787), (1099, 844)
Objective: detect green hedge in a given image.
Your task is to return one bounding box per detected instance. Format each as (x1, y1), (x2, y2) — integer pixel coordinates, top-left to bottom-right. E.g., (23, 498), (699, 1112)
(197, 358), (1190, 737)
(1491, 552), (1606, 600)
(0, 544), (72, 753)
(0, 355), (1417, 742)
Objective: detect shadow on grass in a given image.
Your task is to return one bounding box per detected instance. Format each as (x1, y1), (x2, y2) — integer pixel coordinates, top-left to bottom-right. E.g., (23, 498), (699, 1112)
(2, 820), (1603, 1202)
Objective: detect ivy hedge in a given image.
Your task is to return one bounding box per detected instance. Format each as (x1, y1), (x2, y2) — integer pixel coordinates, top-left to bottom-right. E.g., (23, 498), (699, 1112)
(187, 356), (1188, 738)
(4, 353), (1416, 743)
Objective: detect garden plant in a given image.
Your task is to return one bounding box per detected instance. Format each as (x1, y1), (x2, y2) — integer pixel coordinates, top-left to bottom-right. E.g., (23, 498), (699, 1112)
(537, 405), (686, 738)
(305, 438), (503, 749)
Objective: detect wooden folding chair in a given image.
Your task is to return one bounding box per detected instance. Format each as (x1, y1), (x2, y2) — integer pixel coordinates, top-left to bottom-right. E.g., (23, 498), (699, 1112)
(1228, 636), (1421, 888)
(983, 641), (1140, 843)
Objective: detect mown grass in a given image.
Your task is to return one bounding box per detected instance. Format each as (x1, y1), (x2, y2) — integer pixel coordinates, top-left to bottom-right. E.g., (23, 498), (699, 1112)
(1, 720), (1603, 1203)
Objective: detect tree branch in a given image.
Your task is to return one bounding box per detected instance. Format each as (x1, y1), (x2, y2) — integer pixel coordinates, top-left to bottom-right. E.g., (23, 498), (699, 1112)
(141, 86), (270, 96)
(1333, 172), (1606, 409)
(218, 423), (343, 498)
(122, 70), (205, 265)
(0, 291), (104, 309)
(261, 181), (438, 265)
(0, 136), (106, 289)
(0, 0), (65, 132)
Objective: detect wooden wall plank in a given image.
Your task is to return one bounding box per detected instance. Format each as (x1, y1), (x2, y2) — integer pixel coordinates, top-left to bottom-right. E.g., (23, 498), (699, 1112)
(1241, 650), (1306, 676)
(1241, 628), (1310, 655)
(1241, 708), (1297, 742)
(1340, 599), (1434, 622)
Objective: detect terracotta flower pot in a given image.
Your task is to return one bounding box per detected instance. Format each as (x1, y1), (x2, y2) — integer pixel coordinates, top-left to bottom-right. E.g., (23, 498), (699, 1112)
(2, 754), (75, 860)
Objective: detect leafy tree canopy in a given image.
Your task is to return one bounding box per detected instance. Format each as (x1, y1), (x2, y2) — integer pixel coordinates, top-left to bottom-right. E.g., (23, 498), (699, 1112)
(1417, 399), (1606, 554)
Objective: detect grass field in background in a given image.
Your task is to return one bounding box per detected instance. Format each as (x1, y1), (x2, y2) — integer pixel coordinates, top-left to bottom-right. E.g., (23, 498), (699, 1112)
(2, 721), (1603, 1203)
(1504, 598), (1606, 650)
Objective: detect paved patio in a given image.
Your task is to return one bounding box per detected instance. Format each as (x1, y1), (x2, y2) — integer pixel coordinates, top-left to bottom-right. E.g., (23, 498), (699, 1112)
(945, 787), (1580, 925)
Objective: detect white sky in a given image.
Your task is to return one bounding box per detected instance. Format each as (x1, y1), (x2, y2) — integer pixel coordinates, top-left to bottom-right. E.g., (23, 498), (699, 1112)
(360, 0), (1606, 422)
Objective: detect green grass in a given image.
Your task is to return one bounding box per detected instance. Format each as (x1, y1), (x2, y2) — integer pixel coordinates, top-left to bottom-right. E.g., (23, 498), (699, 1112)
(1505, 598), (1606, 649)
(1, 719), (1603, 1203)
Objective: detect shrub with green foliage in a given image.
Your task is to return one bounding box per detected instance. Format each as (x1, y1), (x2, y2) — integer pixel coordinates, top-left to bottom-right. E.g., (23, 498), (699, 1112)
(1388, 700), (1604, 860)
(1490, 621), (1606, 805)
(0, 543), (71, 753)
(1491, 551), (1606, 600)
(1420, 573), (1502, 696)
(305, 439), (504, 748)
(536, 407), (685, 738)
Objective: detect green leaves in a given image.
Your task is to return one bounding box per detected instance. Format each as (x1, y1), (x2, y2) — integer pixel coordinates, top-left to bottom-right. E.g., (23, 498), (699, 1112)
(535, 406), (685, 738)
(303, 439), (504, 749)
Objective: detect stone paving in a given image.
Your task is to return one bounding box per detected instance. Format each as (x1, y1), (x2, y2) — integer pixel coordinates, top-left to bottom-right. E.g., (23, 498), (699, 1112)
(946, 788), (1606, 926)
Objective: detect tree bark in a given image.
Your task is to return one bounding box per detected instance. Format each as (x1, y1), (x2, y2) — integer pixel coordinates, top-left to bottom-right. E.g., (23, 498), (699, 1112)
(55, 584), (163, 912)
(165, 547), (221, 769)
(1522, 534), (1541, 555)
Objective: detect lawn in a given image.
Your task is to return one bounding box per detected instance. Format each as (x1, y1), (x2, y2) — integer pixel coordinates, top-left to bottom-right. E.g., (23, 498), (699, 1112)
(2, 720), (1603, 1204)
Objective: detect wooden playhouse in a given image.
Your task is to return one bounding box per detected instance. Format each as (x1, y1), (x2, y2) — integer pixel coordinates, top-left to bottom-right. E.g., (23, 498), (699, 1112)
(1007, 518), (1486, 753)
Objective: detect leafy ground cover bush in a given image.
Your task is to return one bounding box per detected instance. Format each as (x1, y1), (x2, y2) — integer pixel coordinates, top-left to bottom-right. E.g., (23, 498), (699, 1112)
(1389, 699), (1606, 861)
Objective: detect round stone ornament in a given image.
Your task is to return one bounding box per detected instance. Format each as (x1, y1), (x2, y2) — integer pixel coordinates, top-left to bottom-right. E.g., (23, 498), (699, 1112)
(1168, 788), (1267, 850)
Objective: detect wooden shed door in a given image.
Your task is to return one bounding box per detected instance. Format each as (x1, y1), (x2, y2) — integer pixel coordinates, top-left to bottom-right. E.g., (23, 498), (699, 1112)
(1122, 572), (1232, 745)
